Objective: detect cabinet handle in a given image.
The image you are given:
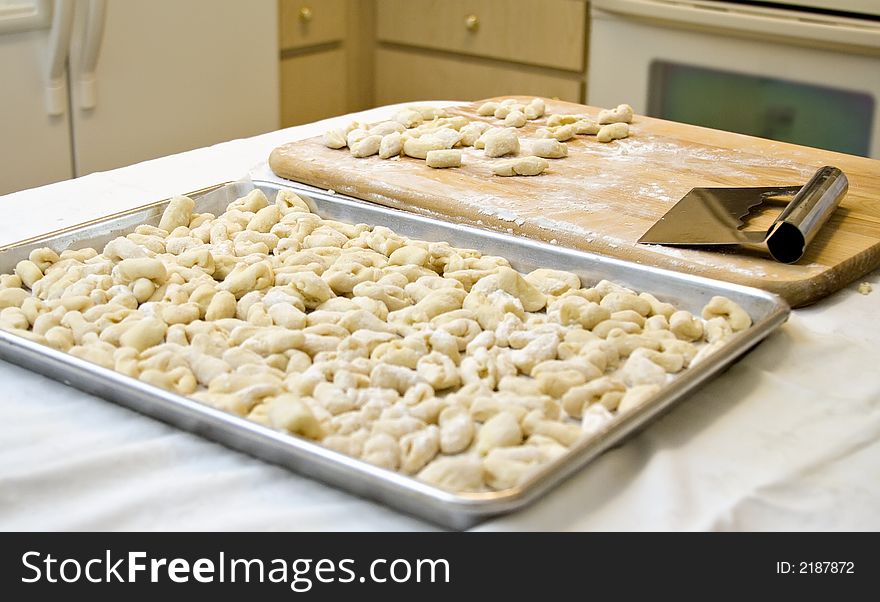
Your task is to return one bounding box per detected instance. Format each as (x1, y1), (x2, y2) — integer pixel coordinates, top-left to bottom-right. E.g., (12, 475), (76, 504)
(465, 14), (479, 32)
(299, 6), (313, 23)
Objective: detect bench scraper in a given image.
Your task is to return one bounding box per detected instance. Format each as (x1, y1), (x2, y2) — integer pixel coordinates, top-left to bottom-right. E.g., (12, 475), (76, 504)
(638, 166), (847, 263)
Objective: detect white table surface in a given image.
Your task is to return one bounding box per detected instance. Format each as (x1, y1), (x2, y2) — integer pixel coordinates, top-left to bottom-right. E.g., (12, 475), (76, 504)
(1, 103), (878, 531)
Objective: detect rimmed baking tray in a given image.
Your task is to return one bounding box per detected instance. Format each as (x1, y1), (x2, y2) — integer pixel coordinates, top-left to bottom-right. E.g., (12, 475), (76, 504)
(0, 180), (790, 529)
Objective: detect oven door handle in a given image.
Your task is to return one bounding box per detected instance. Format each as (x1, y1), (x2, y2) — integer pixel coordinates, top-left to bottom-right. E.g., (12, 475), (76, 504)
(590, 0), (880, 50)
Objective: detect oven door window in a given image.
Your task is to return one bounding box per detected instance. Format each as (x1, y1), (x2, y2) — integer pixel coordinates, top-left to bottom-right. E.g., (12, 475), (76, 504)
(648, 61), (874, 157)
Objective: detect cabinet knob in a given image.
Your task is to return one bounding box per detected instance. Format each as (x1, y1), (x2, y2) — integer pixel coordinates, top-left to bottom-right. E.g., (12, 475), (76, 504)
(465, 14), (479, 32)
(299, 6), (313, 23)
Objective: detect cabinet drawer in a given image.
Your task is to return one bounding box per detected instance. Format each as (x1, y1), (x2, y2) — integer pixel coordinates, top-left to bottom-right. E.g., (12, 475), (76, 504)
(280, 50), (348, 126)
(377, 0), (586, 71)
(375, 48), (582, 106)
(279, 0), (346, 50)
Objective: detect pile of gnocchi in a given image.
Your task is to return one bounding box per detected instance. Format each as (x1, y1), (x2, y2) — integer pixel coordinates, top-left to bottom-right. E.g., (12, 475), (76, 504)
(0, 188), (751, 493)
(323, 98), (635, 177)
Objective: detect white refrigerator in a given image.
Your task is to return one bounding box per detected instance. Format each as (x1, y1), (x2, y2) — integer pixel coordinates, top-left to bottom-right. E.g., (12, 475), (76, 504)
(0, 0), (279, 195)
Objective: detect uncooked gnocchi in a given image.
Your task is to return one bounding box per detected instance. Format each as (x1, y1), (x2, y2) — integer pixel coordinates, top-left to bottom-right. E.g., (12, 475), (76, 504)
(597, 103), (634, 125)
(426, 149), (462, 169)
(597, 122), (629, 143)
(482, 128), (520, 158)
(0, 177), (748, 494)
(319, 97), (635, 175)
(492, 156), (549, 177)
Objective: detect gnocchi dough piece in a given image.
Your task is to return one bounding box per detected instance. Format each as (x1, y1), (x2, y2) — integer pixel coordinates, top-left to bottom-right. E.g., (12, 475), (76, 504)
(705, 316), (733, 343)
(0, 307), (29, 330)
(346, 128), (369, 147)
(409, 105), (447, 120)
(669, 310), (704, 341)
(369, 120), (406, 137)
(205, 290), (237, 321)
(459, 122), (491, 147)
(29, 247), (60, 271)
(349, 134), (382, 158)
(425, 149), (462, 169)
(639, 292), (676, 318)
(14, 260), (43, 289)
(429, 128), (463, 149)
(553, 296), (610, 329)
(525, 269), (580, 298)
(114, 258), (167, 286)
(561, 376), (625, 418)
(393, 108), (423, 127)
(361, 432), (400, 470)
(522, 412), (582, 446)
(510, 332), (559, 374)
(493, 104), (515, 119)
(438, 405), (474, 454)
(546, 114), (580, 127)
(492, 156), (548, 177)
(403, 136), (446, 160)
(0, 288), (28, 310)
(246, 205), (281, 233)
(483, 446), (543, 490)
(535, 369), (587, 399)
(417, 352), (461, 390)
(504, 109), (527, 128)
(399, 426), (440, 474)
(617, 384), (661, 414)
(477, 101), (500, 116)
(118, 318), (167, 352)
(228, 188), (269, 213)
(524, 98), (545, 120)
(573, 119), (600, 135)
(418, 456), (484, 492)
(476, 411), (523, 455)
(538, 124), (576, 142)
(528, 139), (568, 159)
(159, 196), (195, 233)
(581, 403), (614, 437)
(471, 267), (547, 312)
(266, 394), (324, 439)
(702, 296), (751, 331)
(370, 363), (425, 394)
(597, 103), (634, 124)
(596, 122), (629, 143)
(620, 352), (667, 387)
(600, 292), (651, 316)
(378, 131), (403, 159)
(473, 127), (498, 150)
(322, 128), (347, 149)
(482, 128), (520, 158)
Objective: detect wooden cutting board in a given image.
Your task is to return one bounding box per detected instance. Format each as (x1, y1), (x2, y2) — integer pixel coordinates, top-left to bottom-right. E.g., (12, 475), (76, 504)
(269, 96), (880, 307)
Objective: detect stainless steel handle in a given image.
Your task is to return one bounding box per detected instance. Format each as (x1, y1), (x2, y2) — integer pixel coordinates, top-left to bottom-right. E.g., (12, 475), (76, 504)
(765, 166), (847, 263)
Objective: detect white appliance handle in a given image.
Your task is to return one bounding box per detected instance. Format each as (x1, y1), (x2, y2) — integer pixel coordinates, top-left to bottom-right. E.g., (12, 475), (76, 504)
(77, 0), (106, 110)
(45, 0), (75, 116)
(591, 0), (880, 50)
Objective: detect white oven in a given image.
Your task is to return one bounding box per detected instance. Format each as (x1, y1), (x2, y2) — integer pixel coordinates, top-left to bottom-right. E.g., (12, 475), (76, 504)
(587, 0), (880, 158)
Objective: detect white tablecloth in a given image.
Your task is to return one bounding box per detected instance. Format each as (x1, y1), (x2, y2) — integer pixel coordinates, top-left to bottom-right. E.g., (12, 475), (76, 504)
(1, 103), (878, 531)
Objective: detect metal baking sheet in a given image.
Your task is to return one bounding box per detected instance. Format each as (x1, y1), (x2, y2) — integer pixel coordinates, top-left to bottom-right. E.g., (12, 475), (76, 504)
(0, 179), (790, 529)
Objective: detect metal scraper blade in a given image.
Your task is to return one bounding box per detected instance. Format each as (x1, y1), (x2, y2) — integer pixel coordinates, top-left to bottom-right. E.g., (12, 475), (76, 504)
(638, 185), (802, 246)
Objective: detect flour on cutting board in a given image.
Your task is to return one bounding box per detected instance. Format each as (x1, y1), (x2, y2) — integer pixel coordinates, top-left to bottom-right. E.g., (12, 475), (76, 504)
(637, 182), (673, 203)
(600, 136), (818, 180)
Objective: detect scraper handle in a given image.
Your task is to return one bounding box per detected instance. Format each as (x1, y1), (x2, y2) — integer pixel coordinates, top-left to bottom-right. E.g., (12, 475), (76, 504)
(765, 166), (847, 263)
